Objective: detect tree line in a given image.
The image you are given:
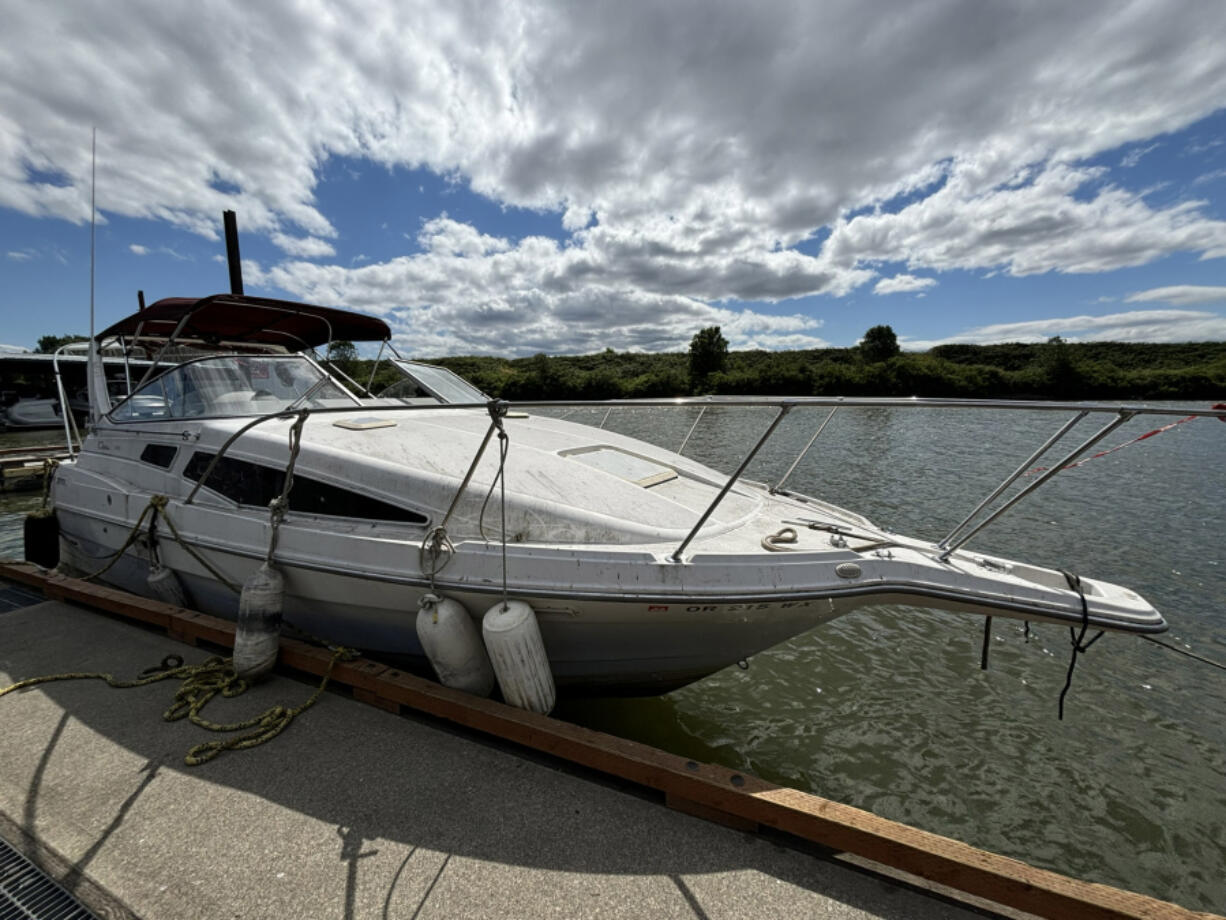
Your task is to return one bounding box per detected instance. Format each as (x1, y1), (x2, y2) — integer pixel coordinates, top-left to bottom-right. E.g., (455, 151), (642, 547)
(398, 326), (1226, 401)
(30, 325), (1226, 401)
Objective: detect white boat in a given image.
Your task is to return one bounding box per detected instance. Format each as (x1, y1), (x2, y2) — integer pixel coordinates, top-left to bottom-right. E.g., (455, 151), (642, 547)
(0, 351), (149, 432)
(0, 395), (78, 429)
(46, 293), (1219, 696)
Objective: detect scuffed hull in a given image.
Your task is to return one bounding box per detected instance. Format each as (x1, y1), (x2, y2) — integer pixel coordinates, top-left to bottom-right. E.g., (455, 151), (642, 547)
(56, 510), (848, 694)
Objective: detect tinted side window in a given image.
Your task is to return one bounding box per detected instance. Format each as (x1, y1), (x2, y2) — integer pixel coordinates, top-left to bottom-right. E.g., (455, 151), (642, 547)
(140, 444), (178, 468)
(184, 452), (426, 524)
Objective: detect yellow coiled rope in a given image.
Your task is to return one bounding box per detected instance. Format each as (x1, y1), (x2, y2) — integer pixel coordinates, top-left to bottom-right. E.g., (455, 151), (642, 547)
(0, 646), (357, 766)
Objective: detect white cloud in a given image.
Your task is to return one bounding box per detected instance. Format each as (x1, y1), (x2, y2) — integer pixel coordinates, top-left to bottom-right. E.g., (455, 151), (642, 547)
(2, 1), (1226, 352)
(129, 244), (148, 255)
(874, 274), (937, 295)
(270, 233), (336, 259)
(905, 309), (1226, 349)
(418, 217), (510, 258)
(1120, 143), (1160, 168)
(824, 162), (1226, 278)
(1125, 285), (1226, 306)
(264, 220), (832, 355)
(0, 343), (30, 354)
(6, 249), (34, 261)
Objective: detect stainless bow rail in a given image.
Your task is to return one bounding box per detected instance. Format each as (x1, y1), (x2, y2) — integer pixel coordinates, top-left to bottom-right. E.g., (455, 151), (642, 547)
(105, 391), (1226, 564)
(497, 396), (1226, 562)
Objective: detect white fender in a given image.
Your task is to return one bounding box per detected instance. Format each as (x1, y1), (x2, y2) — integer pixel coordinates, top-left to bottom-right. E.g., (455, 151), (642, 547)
(482, 600), (556, 714)
(416, 593), (495, 696)
(147, 563), (187, 608)
(235, 562), (283, 680)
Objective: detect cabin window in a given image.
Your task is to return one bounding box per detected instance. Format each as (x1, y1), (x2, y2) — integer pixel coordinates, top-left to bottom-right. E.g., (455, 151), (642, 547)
(140, 444), (178, 469)
(184, 452), (427, 524)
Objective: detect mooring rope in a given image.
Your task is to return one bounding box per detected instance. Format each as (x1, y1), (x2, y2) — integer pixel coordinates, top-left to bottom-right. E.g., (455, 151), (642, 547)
(1142, 636), (1226, 673)
(761, 526), (798, 551)
(39, 459), (58, 511)
(477, 428), (509, 543)
(476, 420), (513, 610)
(75, 499), (162, 582)
(0, 645), (357, 766)
(264, 410), (308, 564)
(419, 527), (455, 591)
(1057, 570), (1104, 720)
(6, 407), (363, 765)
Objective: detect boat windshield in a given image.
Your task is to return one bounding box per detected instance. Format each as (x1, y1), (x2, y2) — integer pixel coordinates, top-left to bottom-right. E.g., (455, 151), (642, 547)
(375, 359), (487, 405)
(109, 354), (357, 421)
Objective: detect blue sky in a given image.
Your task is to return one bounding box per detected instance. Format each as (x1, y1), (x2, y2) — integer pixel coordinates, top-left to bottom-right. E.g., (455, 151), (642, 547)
(2, 1), (1225, 357)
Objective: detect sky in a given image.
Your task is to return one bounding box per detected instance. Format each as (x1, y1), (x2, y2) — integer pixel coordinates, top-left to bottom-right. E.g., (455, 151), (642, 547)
(2, 0), (1225, 358)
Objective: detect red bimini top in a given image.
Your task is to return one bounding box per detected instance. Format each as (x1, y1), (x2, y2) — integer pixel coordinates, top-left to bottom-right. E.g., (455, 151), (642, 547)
(96, 293), (391, 351)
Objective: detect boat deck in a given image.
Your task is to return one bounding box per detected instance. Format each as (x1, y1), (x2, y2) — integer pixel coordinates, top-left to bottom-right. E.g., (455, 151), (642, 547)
(0, 565), (1215, 920)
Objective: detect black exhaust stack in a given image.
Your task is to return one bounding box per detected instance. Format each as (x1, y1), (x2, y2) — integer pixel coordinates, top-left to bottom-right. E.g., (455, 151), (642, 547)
(223, 209), (244, 295)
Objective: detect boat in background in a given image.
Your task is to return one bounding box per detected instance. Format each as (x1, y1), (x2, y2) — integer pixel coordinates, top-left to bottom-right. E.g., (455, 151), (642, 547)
(40, 291), (1226, 699)
(0, 351), (152, 432)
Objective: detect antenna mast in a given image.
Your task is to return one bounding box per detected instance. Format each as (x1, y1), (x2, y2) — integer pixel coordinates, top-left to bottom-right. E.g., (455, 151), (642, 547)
(90, 127), (96, 345)
(83, 128), (115, 424)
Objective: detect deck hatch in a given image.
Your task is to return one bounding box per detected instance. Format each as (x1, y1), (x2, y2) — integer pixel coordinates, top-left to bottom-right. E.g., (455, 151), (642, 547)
(561, 447), (678, 488)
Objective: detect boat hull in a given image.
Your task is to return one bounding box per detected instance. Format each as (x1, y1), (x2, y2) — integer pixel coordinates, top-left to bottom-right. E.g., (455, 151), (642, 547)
(56, 508), (850, 694)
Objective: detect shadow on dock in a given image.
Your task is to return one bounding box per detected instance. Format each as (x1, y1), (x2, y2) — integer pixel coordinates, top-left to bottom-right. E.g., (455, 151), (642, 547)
(2, 599), (969, 920)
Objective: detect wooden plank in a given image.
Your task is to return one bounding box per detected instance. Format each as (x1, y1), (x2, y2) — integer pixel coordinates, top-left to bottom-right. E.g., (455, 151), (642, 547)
(0, 560), (1216, 920)
(164, 611), (234, 648)
(0, 445), (66, 457)
(0, 561), (50, 589)
(666, 792), (759, 833)
(2, 465), (44, 481)
(41, 572), (173, 630)
(352, 687), (401, 713)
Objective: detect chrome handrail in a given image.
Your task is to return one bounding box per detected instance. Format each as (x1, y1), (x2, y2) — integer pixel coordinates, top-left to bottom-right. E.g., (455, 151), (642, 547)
(100, 392), (1226, 562)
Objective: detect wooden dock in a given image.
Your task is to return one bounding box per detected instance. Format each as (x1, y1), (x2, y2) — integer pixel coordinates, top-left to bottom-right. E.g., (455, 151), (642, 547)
(0, 559), (1217, 920)
(0, 444), (70, 492)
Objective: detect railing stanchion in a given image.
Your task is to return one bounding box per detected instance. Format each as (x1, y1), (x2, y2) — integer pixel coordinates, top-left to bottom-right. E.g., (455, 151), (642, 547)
(773, 406), (838, 494)
(677, 406), (707, 456)
(937, 411), (1088, 552)
(938, 411), (1135, 561)
(669, 404), (793, 563)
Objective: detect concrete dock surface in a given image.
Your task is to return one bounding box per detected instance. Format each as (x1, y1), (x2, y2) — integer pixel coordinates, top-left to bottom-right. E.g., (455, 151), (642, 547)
(0, 593), (1023, 919)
